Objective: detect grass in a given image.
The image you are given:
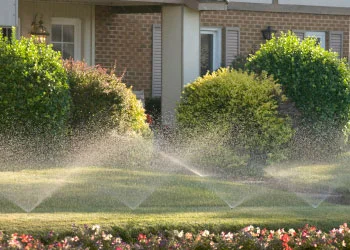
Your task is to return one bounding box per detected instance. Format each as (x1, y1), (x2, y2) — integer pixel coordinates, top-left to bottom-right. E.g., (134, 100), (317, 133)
(0, 154), (350, 236)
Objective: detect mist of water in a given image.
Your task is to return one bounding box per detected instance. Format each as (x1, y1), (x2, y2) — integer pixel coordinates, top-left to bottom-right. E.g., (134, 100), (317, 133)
(0, 167), (82, 213)
(158, 151), (209, 177)
(0, 131), (164, 212)
(264, 165), (338, 208)
(0, 123), (349, 213)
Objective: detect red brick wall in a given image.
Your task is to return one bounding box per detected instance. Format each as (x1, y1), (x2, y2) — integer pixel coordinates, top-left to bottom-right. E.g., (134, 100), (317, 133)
(95, 6), (161, 97)
(95, 7), (350, 96)
(201, 10), (350, 65)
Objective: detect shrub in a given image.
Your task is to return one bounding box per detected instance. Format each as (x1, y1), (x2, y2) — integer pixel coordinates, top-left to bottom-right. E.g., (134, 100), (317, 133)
(176, 68), (293, 168)
(145, 97), (161, 126)
(246, 32), (350, 158)
(0, 32), (71, 136)
(64, 60), (150, 136)
(247, 32), (350, 126)
(230, 54), (249, 71)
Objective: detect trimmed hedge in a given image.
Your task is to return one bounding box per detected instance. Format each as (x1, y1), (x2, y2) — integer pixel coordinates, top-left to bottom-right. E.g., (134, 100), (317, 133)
(246, 32), (350, 158)
(0, 33), (71, 136)
(64, 60), (150, 136)
(247, 31), (350, 126)
(176, 68), (293, 167)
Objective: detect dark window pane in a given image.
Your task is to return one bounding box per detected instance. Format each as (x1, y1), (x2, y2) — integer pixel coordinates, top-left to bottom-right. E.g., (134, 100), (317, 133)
(52, 43), (62, 54)
(201, 34), (213, 76)
(51, 25), (62, 42)
(1, 28), (12, 40)
(63, 43), (74, 59)
(8, 28), (12, 39)
(63, 25), (74, 43)
(316, 38), (321, 45)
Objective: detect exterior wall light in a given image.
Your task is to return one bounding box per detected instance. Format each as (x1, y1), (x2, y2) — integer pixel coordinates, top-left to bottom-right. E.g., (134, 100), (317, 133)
(261, 26), (276, 40)
(30, 14), (49, 43)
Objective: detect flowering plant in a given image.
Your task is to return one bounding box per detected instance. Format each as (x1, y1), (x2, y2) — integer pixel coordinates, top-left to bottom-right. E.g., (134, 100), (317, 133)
(0, 223), (350, 249)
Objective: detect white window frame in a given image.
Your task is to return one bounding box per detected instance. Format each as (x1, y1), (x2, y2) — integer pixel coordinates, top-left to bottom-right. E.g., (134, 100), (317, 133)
(200, 27), (222, 72)
(305, 31), (326, 49)
(51, 17), (81, 60)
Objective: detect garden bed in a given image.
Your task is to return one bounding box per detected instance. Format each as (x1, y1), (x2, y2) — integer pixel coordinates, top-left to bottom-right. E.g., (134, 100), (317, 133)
(2, 223), (350, 249)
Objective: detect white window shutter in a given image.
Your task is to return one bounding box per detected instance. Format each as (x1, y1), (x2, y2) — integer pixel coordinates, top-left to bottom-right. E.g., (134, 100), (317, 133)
(152, 24), (162, 97)
(225, 27), (240, 67)
(293, 31), (305, 41)
(329, 31), (343, 58)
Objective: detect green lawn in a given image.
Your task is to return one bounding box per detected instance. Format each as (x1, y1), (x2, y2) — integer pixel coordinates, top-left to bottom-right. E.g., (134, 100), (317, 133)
(0, 155), (350, 235)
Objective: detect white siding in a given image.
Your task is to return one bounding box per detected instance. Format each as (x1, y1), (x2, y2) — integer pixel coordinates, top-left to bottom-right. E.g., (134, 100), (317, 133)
(19, 0), (93, 64)
(228, 0), (272, 3)
(152, 24), (162, 97)
(0, 0), (17, 26)
(279, 0), (350, 8)
(329, 31), (343, 58)
(225, 27), (240, 66)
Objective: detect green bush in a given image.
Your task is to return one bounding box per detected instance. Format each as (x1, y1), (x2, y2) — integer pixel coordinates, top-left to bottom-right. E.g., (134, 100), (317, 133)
(247, 31), (350, 126)
(230, 54), (249, 71)
(0, 33), (71, 136)
(176, 68), (293, 167)
(64, 60), (150, 136)
(246, 32), (350, 158)
(145, 96), (161, 125)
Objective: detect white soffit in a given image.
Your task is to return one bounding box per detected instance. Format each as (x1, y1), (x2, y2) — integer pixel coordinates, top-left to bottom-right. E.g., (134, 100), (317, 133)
(279, 0), (350, 8)
(227, 0), (272, 4)
(0, 0), (17, 26)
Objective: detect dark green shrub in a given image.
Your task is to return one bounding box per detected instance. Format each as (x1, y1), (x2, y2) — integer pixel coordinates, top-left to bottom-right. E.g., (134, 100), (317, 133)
(64, 60), (150, 136)
(246, 32), (350, 158)
(176, 68), (293, 168)
(230, 54), (249, 71)
(145, 97), (161, 126)
(0, 33), (71, 136)
(247, 32), (350, 125)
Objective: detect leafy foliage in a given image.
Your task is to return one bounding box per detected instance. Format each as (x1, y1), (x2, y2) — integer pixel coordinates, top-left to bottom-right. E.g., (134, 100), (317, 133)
(0, 32), (71, 136)
(247, 32), (350, 126)
(176, 68), (293, 166)
(230, 54), (249, 71)
(64, 60), (150, 136)
(246, 32), (350, 158)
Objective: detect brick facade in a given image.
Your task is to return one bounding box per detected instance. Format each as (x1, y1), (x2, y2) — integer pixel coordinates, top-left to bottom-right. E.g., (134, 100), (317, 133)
(95, 6), (161, 97)
(201, 10), (350, 66)
(95, 7), (350, 97)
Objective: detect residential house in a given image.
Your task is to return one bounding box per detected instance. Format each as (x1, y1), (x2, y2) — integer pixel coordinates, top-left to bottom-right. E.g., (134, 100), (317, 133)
(1, 0), (350, 124)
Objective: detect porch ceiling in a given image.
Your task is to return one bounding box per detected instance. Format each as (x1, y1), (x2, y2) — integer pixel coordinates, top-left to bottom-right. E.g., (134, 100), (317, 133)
(27, 0), (226, 10)
(28, 0), (189, 6)
(92, 0), (224, 10)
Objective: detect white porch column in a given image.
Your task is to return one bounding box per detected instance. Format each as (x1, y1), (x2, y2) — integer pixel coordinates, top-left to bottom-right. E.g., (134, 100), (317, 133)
(161, 5), (200, 125)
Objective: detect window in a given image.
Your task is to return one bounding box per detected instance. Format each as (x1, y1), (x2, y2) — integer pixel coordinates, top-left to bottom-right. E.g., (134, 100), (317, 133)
(200, 27), (222, 76)
(1, 27), (12, 40)
(305, 31), (326, 49)
(294, 30), (326, 49)
(51, 18), (81, 60)
(294, 30), (343, 58)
